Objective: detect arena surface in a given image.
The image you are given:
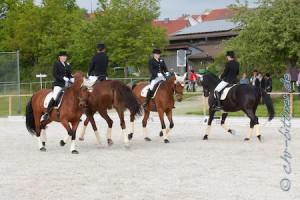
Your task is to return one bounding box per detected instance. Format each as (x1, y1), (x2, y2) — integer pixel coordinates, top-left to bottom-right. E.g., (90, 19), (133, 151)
(0, 112), (299, 200)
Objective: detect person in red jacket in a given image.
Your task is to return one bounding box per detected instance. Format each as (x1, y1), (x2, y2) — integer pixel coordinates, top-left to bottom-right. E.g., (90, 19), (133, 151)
(189, 70), (198, 92)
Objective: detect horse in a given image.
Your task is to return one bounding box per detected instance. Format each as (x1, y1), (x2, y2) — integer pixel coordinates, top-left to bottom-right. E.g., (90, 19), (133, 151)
(128, 73), (186, 143)
(25, 77), (90, 154)
(78, 79), (143, 149)
(200, 73), (275, 141)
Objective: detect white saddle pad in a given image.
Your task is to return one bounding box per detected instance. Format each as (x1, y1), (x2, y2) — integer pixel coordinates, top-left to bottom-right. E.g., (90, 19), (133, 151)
(44, 92), (63, 109)
(141, 82), (163, 98)
(220, 84), (236, 100)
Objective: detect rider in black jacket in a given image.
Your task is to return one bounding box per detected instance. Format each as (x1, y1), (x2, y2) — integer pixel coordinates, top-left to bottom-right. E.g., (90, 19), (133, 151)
(88, 43), (109, 81)
(213, 51), (239, 111)
(142, 49), (168, 108)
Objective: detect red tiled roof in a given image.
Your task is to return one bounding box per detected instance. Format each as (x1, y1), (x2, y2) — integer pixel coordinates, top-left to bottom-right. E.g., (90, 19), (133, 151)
(202, 8), (236, 22)
(152, 20), (189, 35)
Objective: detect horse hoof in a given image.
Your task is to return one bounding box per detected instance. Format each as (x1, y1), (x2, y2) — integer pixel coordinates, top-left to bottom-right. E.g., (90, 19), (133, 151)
(40, 147), (46, 152)
(244, 138), (250, 141)
(60, 140), (66, 146)
(159, 131), (163, 137)
(164, 139), (169, 143)
(125, 145), (131, 150)
(79, 137), (84, 141)
(203, 135), (208, 140)
(107, 139), (114, 147)
(128, 133), (133, 140)
(257, 135), (262, 142)
(229, 129), (236, 135)
(144, 137), (151, 142)
(42, 142), (46, 146)
(71, 150), (79, 154)
(97, 145), (104, 149)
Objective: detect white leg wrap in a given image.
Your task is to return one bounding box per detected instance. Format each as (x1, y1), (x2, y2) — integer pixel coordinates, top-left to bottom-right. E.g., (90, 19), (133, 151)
(143, 128), (148, 138)
(37, 136), (43, 149)
(94, 130), (102, 144)
(221, 124), (229, 132)
(79, 125), (87, 139)
(70, 140), (76, 152)
(130, 122), (134, 134)
(63, 135), (71, 144)
(255, 125), (260, 136)
(106, 128), (112, 140)
(246, 128), (253, 139)
(166, 127), (171, 134)
(122, 129), (129, 147)
(162, 128), (167, 140)
(40, 129), (47, 142)
(205, 125), (211, 136)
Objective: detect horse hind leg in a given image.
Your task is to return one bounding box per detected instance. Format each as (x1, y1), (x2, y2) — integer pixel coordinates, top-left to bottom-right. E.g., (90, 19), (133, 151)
(244, 109), (259, 141)
(34, 112), (46, 151)
(141, 110), (151, 142)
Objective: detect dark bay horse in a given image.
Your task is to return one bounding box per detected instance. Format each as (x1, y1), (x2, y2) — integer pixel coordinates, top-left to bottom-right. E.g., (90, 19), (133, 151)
(128, 73), (186, 143)
(78, 79), (143, 149)
(200, 73), (275, 141)
(25, 77), (90, 154)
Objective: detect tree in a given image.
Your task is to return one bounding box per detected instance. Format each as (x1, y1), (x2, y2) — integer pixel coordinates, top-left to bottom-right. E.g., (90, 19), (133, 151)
(223, 0), (300, 75)
(70, 0), (169, 78)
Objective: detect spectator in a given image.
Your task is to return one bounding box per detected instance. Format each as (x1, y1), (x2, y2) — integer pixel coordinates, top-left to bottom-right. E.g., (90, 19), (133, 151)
(255, 72), (265, 89)
(289, 63), (299, 92)
(249, 70), (258, 86)
(265, 73), (272, 92)
(240, 73), (249, 84)
(189, 70), (198, 92)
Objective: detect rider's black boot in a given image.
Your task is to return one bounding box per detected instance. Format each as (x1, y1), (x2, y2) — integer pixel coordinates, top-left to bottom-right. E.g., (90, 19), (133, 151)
(41, 98), (56, 122)
(213, 91), (222, 111)
(142, 89), (153, 109)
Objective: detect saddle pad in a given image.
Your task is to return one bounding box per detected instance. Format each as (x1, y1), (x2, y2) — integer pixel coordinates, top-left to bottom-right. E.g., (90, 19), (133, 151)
(141, 82), (163, 98)
(44, 92), (63, 109)
(220, 84), (236, 100)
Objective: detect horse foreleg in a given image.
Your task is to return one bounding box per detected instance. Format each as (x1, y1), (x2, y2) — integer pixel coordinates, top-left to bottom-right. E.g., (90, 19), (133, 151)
(142, 110), (151, 141)
(59, 120), (72, 147)
(220, 113), (236, 135)
(203, 109), (215, 140)
(69, 120), (80, 154)
(158, 110), (168, 143)
(166, 110), (174, 135)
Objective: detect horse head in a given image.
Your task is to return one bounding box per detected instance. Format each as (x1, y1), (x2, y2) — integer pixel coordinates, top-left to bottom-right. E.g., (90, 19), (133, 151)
(173, 73), (187, 102)
(75, 78), (90, 108)
(197, 74), (209, 97)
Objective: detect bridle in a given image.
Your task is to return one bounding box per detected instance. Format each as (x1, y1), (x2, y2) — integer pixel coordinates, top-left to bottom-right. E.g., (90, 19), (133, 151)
(76, 84), (89, 102)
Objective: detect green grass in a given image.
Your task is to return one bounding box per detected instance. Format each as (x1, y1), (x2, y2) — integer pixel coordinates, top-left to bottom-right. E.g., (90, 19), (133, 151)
(0, 96), (31, 117)
(186, 96), (300, 118)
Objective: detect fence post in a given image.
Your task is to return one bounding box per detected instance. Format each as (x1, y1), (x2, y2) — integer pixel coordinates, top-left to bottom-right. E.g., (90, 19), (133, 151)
(8, 96), (12, 116)
(290, 93), (294, 117)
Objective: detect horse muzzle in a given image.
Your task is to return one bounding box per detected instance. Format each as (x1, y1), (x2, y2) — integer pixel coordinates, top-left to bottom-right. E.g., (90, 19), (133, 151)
(79, 102), (88, 108)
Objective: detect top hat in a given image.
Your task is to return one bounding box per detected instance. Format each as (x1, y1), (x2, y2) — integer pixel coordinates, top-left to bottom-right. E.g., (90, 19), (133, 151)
(152, 49), (162, 54)
(97, 43), (105, 49)
(58, 51), (68, 56)
(226, 51), (234, 57)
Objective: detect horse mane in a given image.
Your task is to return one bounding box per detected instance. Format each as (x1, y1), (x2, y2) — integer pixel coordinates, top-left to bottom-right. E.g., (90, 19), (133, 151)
(73, 71), (86, 80)
(160, 76), (176, 90)
(203, 73), (221, 89)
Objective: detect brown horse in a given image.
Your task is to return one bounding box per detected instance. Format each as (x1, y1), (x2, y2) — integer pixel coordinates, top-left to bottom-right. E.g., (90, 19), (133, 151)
(128, 73), (186, 143)
(25, 77), (90, 154)
(78, 79), (143, 149)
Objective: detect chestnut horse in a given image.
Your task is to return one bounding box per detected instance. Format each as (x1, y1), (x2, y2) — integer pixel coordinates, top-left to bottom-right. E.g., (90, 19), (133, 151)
(128, 73), (186, 143)
(25, 77), (90, 154)
(78, 79), (143, 149)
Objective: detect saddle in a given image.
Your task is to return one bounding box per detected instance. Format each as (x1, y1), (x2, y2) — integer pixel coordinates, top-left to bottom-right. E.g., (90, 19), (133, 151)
(219, 84), (237, 100)
(43, 88), (67, 109)
(141, 81), (164, 98)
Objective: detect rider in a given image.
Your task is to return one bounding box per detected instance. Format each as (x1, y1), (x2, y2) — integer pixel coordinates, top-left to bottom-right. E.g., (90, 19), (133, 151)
(142, 49), (168, 108)
(41, 51), (74, 121)
(213, 51), (239, 111)
(88, 43), (109, 81)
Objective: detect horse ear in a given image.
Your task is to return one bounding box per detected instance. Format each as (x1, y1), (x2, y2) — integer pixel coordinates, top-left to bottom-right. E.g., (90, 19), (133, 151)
(196, 74), (203, 81)
(174, 80), (178, 84)
(183, 72), (187, 80)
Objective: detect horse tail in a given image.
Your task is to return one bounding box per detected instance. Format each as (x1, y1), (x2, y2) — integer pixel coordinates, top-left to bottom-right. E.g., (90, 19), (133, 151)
(113, 81), (143, 119)
(258, 88), (275, 121)
(25, 97), (36, 135)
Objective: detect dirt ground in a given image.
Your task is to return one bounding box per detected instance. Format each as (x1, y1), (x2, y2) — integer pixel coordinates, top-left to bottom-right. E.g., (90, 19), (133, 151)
(0, 110), (299, 200)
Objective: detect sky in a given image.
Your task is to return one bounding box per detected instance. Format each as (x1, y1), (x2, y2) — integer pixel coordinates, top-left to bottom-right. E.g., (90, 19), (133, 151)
(36, 0), (258, 20)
